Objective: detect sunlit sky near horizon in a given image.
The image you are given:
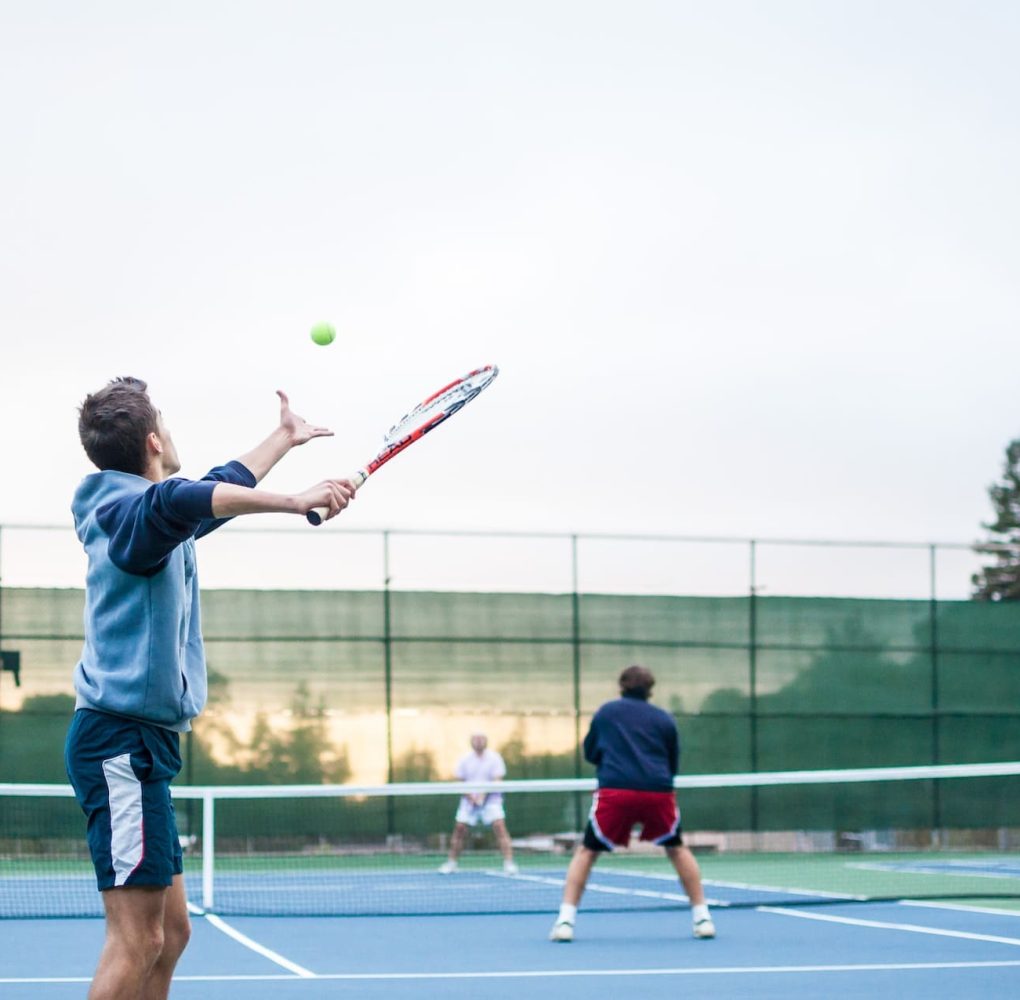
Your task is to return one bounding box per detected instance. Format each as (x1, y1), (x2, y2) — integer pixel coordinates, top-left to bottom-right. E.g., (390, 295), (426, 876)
(2, 1), (1018, 596)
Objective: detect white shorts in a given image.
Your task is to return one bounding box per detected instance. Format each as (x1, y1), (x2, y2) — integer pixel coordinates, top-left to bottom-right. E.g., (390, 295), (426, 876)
(455, 799), (506, 827)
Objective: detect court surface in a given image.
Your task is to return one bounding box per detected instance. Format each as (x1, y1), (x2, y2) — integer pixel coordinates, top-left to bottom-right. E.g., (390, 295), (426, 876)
(4, 899), (1020, 999)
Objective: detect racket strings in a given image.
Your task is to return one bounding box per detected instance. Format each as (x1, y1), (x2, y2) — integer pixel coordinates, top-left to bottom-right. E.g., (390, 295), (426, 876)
(385, 368), (497, 443)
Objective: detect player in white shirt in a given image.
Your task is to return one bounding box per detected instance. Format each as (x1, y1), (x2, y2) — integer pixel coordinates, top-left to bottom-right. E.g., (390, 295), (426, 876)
(438, 733), (518, 875)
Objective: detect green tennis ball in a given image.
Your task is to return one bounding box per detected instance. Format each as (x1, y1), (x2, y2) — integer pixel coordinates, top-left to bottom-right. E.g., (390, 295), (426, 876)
(310, 322), (336, 346)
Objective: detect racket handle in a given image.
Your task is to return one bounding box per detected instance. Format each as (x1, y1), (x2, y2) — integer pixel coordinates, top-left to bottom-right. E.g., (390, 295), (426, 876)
(306, 471), (368, 526)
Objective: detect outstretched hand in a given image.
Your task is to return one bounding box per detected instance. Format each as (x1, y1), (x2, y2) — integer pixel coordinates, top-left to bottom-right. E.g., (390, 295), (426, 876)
(277, 390), (333, 446)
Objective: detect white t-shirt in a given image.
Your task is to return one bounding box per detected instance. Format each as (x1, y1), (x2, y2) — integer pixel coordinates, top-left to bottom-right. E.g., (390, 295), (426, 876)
(455, 748), (506, 806)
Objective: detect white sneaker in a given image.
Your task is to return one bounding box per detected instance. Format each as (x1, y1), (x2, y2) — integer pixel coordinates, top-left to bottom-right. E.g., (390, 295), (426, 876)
(549, 920), (574, 942)
(503, 861), (519, 875)
(693, 917), (716, 939)
(438, 860), (457, 874)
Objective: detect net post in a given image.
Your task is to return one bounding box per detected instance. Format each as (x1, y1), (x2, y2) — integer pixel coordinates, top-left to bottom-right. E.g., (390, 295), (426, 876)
(202, 791), (215, 911)
(185, 731), (195, 846)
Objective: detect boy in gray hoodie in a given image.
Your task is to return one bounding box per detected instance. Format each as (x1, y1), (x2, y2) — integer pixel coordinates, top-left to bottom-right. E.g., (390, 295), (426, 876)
(66, 376), (355, 999)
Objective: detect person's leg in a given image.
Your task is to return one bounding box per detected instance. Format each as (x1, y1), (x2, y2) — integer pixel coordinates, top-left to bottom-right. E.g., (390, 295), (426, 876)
(440, 822), (470, 872)
(88, 885), (168, 999)
(143, 875), (191, 999)
(66, 712), (189, 996)
(550, 845), (600, 941)
(562, 844), (598, 907)
(665, 844), (705, 904)
(448, 822), (468, 860)
(665, 845), (715, 938)
(491, 818), (516, 871)
(551, 790), (624, 941)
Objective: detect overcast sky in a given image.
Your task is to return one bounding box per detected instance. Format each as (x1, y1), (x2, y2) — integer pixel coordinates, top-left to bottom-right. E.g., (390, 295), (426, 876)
(1, 1), (1018, 596)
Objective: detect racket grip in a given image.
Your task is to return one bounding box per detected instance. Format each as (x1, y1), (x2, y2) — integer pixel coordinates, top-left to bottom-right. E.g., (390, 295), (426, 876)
(306, 471), (368, 526)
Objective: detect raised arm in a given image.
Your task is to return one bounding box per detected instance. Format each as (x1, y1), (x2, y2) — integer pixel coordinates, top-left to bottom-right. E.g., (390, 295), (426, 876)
(235, 390), (333, 483)
(100, 476), (355, 575)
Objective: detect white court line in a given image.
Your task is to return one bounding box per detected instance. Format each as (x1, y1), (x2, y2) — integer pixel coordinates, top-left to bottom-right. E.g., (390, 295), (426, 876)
(850, 861), (1020, 880)
(483, 870), (690, 903)
(757, 906), (1020, 947)
(601, 868), (1019, 913)
(487, 868), (724, 907)
(704, 877), (863, 901)
(5, 960), (1020, 984)
(579, 866), (864, 901)
(490, 867), (862, 906)
(185, 902), (315, 978)
(900, 899), (1020, 918)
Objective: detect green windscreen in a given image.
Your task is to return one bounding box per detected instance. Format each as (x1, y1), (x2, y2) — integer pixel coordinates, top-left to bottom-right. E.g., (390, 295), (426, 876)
(2, 589), (1019, 787)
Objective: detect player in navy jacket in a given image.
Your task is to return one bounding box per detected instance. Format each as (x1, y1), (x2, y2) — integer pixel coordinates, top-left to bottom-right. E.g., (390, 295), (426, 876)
(550, 665), (715, 942)
(66, 376), (357, 999)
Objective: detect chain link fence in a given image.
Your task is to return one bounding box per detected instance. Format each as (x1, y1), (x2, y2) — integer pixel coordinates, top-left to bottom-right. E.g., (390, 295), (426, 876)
(2, 523), (1019, 817)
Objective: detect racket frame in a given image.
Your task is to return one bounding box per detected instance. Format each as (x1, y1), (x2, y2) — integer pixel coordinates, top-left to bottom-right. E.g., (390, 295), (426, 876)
(306, 364), (498, 525)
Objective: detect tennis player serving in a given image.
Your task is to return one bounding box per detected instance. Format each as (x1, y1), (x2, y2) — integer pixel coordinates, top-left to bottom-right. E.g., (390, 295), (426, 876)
(65, 377), (356, 999)
(549, 665), (715, 943)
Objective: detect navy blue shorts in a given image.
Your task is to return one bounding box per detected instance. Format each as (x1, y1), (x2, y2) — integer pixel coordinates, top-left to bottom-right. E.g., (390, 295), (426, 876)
(65, 709), (183, 891)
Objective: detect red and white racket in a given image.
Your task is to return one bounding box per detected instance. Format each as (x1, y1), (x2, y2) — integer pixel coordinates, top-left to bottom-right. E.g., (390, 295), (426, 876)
(307, 364), (499, 525)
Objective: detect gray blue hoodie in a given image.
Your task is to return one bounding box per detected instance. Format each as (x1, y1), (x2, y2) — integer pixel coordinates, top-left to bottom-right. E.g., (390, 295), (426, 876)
(70, 460), (256, 732)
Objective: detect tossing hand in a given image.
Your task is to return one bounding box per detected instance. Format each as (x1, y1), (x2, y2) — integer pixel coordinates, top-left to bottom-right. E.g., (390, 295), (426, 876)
(277, 390), (334, 447)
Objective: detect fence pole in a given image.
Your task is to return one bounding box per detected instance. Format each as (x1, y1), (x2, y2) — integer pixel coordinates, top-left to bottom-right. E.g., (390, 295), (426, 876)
(0, 526), (4, 714)
(749, 539), (759, 835)
(929, 544), (942, 842)
(571, 535), (582, 829)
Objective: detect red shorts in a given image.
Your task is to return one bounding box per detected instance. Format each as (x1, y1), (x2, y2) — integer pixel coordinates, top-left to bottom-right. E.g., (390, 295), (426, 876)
(586, 788), (682, 851)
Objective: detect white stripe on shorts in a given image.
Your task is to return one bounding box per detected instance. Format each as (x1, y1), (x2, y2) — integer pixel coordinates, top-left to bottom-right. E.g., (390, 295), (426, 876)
(102, 752), (144, 886)
(588, 791), (617, 851)
(652, 805), (682, 845)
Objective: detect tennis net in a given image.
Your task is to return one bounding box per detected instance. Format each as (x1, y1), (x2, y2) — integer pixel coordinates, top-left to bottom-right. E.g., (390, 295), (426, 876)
(3, 761), (1020, 918)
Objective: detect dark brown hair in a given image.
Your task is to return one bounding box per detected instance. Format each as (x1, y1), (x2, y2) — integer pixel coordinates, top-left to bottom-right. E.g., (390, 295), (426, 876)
(78, 377), (159, 475)
(619, 664), (655, 700)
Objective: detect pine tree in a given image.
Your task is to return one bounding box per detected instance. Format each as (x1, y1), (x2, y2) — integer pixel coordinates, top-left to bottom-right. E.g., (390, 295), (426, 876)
(972, 439), (1020, 601)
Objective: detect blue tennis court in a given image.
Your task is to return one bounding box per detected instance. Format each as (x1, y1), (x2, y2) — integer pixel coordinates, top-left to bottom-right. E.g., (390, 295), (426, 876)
(5, 769), (1020, 998)
(4, 900), (1020, 999)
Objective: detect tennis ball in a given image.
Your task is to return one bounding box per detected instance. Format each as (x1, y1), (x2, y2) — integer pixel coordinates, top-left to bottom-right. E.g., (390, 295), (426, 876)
(310, 322), (336, 346)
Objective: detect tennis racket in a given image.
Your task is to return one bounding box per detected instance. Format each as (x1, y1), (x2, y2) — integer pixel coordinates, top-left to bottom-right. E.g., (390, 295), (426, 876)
(307, 364), (499, 525)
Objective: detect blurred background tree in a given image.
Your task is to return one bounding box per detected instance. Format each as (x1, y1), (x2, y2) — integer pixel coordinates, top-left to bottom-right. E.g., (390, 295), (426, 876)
(972, 438), (1020, 601)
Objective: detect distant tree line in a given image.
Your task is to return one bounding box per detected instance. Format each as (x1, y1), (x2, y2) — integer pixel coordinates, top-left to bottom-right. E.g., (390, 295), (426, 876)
(972, 438), (1020, 601)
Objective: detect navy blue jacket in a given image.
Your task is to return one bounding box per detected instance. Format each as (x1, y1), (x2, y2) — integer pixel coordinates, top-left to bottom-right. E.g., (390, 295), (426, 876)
(583, 694), (680, 792)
